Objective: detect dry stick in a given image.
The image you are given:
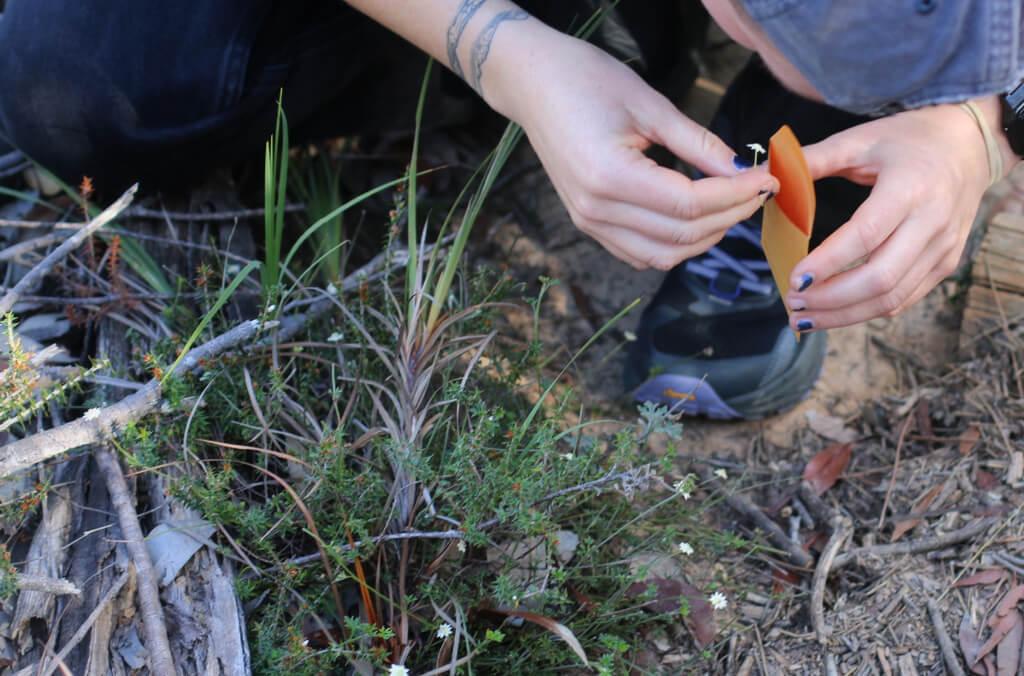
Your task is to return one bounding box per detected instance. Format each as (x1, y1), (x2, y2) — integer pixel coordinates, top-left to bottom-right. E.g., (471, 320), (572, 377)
(15, 574), (80, 596)
(0, 184), (137, 315)
(811, 515), (853, 644)
(926, 598), (967, 676)
(0, 233), (67, 263)
(832, 517), (995, 570)
(93, 445), (175, 676)
(699, 466), (814, 569)
(0, 202), (303, 229)
(0, 318), (267, 478)
(877, 412), (914, 531)
(36, 570), (131, 676)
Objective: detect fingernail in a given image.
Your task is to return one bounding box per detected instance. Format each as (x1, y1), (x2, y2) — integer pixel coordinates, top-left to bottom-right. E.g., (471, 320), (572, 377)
(797, 273), (814, 292)
(758, 189), (775, 199)
(796, 319), (814, 332)
(789, 298), (806, 311)
(733, 155), (753, 170)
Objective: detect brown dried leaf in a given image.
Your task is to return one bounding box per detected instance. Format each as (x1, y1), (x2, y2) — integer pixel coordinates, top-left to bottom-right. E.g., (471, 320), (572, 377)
(954, 569), (1008, 588)
(496, 610), (589, 666)
(996, 610), (1023, 675)
(891, 483), (942, 542)
(989, 585), (1024, 628)
(625, 578), (716, 647)
(961, 424), (982, 456)
(975, 611), (1021, 666)
(977, 469), (999, 491)
(802, 442), (853, 496)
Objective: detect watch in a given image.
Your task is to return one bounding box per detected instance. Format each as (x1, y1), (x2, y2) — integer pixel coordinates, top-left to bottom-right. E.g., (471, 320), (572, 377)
(1002, 81), (1024, 157)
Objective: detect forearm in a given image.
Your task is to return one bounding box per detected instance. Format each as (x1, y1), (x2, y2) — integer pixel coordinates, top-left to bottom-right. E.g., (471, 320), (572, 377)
(344, 0), (560, 121)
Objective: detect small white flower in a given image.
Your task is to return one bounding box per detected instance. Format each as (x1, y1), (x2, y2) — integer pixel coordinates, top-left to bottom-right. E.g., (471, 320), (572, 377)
(673, 480), (692, 500)
(677, 542), (694, 556)
(327, 332), (344, 343)
(326, 283), (338, 295)
(560, 452), (574, 461)
(623, 330), (638, 342)
(83, 408), (101, 421)
(266, 304), (276, 314)
(709, 591), (728, 611)
(456, 540), (467, 553)
(226, 264), (241, 275)
(714, 468), (728, 480)
(746, 142), (766, 156)
(388, 665), (410, 676)
(436, 622), (453, 639)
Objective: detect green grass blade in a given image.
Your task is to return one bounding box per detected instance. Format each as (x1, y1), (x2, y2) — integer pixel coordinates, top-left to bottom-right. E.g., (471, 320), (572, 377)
(162, 260), (261, 383)
(405, 58), (432, 326)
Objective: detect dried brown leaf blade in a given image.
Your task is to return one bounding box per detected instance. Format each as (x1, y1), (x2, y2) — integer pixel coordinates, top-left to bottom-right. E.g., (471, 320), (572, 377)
(498, 610), (589, 667)
(625, 578), (717, 647)
(802, 442), (853, 496)
(989, 585), (1024, 628)
(975, 611), (1020, 666)
(954, 569), (1008, 588)
(891, 483), (942, 542)
(961, 613), (986, 675)
(996, 610), (1022, 675)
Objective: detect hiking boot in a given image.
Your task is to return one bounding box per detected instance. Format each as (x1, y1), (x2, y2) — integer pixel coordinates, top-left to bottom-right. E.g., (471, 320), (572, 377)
(624, 218), (827, 420)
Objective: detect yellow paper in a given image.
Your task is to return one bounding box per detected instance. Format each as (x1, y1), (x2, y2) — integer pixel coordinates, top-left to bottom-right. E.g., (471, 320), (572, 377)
(761, 198), (809, 308)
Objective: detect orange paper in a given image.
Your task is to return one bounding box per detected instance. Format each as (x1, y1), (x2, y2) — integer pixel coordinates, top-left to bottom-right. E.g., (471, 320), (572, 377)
(761, 125), (815, 307)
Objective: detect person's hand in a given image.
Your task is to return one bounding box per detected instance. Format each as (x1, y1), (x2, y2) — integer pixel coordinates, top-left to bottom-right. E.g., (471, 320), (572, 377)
(489, 33), (778, 270)
(786, 104), (993, 331)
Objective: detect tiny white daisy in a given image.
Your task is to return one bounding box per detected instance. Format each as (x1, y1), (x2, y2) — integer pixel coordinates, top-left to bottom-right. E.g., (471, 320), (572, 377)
(746, 142), (766, 155)
(677, 542), (694, 556)
(456, 540), (467, 553)
(714, 468), (728, 480)
(83, 408), (101, 421)
(560, 452), (574, 460)
(623, 330), (638, 342)
(709, 591), (728, 610)
(672, 480), (692, 500)
(266, 304), (276, 314)
(327, 332), (344, 343)
(326, 283), (338, 295)
(388, 665), (410, 676)
(436, 622), (453, 639)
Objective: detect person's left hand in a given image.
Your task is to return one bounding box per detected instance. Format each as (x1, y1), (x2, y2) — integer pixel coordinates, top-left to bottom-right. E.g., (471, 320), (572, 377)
(784, 103), (993, 332)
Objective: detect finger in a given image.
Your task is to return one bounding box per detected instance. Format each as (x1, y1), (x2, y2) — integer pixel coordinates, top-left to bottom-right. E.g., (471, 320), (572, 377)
(594, 156), (776, 224)
(787, 238), (946, 331)
(591, 222), (725, 271)
(788, 212), (944, 312)
(801, 127), (870, 182)
(591, 192), (766, 246)
(790, 175), (911, 292)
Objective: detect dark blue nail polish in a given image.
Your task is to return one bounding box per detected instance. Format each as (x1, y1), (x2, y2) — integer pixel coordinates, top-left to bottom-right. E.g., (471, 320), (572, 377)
(796, 319), (814, 332)
(758, 190), (775, 199)
(797, 274), (814, 292)
(733, 155), (753, 170)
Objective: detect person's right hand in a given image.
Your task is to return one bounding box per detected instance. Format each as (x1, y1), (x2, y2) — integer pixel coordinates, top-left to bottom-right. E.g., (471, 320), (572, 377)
(488, 31), (778, 270)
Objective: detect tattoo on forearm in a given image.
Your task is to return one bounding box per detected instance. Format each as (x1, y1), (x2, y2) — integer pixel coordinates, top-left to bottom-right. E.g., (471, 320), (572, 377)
(446, 0), (488, 80)
(468, 9), (528, 95)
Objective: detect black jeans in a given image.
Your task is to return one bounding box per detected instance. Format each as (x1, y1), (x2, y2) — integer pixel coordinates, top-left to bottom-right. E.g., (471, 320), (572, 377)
(0, 0), (866, 228)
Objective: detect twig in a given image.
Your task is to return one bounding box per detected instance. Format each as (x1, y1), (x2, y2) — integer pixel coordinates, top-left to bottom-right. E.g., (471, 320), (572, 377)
(0, 184), (136, 315)
(35, 570), (130, 676)
(94, 445), (175, 675)
(832, 517), (995, 570)
(811, 515), (853, 644)
(0, 233), (67, 263)
(926, 598), (966, 676)
(0, 318), (268, 477)
(700, 466), (814, 568)
(15, 574), (79, 596)
(0, 203), (303, 229)
(878, 412), (914, 531)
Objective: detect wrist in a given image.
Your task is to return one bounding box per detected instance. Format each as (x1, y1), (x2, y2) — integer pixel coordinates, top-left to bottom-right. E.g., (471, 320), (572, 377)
(970, 95), (1020, 180)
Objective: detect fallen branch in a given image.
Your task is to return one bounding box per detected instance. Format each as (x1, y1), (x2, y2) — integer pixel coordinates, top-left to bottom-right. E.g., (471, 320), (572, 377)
(926, 598), (966, 676)
(0, 203), (303, 230)
(699, 466), (814, 569)
(0, 184), (137, 315)
(94, 445), (175, 675)
(0, 318), (267, 477)
(811, 515), (853, 644)
(832, 517), (995, 570)
(15, 574), (80, 596)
